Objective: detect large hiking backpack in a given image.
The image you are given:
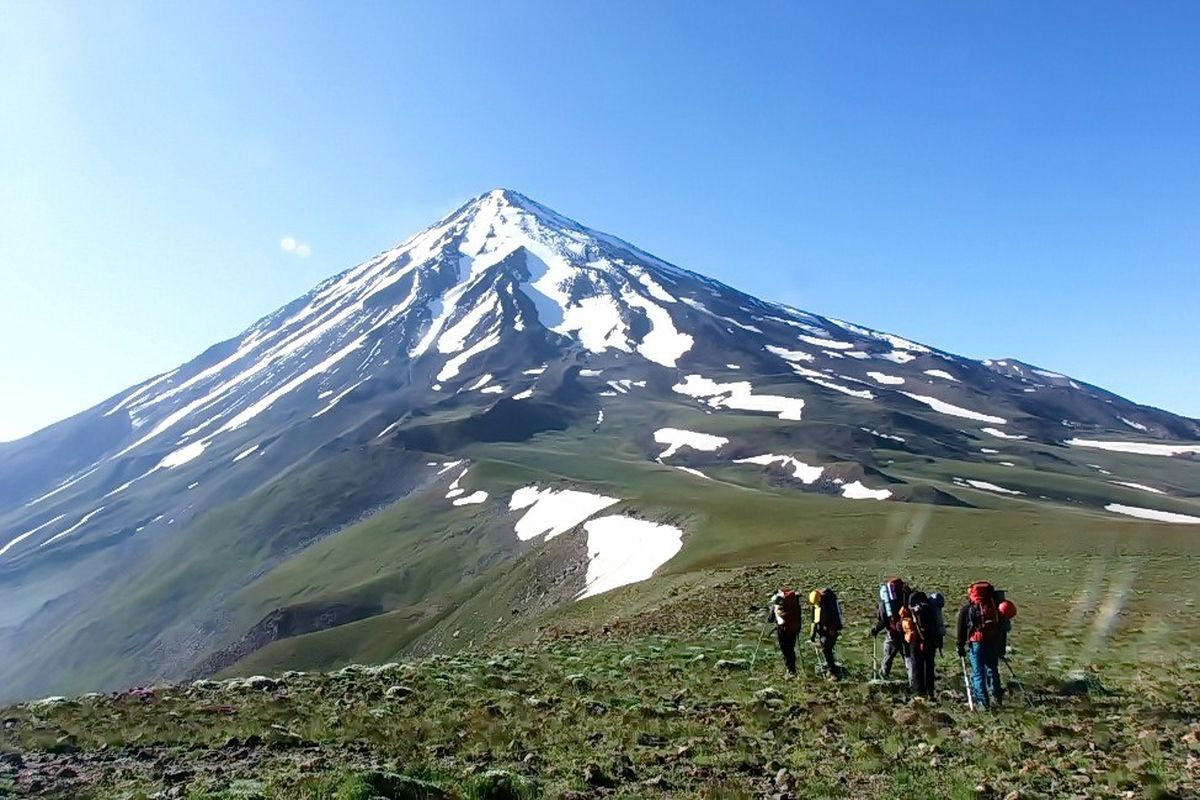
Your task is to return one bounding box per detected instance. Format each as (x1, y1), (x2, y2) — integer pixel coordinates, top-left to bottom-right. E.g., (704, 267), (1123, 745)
(814, 587), (843, 631)
(878, 578), (906, 618)
(928, 592), (948, 639)
(901, 591), (940, 653)
(968, 581), (1002, 645)
(774, 590), (803, 633)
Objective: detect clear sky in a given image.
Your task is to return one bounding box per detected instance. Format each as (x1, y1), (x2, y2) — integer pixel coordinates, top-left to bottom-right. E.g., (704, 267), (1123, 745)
(1, 2), (1197, 441)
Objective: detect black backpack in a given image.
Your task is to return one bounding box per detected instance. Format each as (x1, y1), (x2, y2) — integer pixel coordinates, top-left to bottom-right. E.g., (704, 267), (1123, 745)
(818, 588), (843, 631)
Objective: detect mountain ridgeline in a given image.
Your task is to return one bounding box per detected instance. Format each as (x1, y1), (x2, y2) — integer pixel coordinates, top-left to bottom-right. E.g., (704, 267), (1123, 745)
(1, 189), (1198, 702)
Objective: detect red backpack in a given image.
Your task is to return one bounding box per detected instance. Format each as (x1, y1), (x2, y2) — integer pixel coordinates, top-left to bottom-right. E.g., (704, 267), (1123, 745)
(775, 590), (803, 633)
(967, 581), (1002, 644)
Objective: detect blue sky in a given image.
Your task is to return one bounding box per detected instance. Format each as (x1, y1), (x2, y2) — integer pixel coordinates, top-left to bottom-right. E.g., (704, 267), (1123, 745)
(1, 2), (1197, 441)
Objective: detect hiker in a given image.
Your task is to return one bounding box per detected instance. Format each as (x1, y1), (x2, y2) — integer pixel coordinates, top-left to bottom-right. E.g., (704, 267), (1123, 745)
(766, 589), (804, 676)
(808, 588), (843, 678)
(956, 581), (1012, 709)
(869, 577), (908, 679)
(899, 590), (942, 697)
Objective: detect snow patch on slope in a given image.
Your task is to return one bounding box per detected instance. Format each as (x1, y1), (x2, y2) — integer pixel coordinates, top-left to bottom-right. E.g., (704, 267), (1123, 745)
(841, 481), (891, 500)
(733, 454), (823, 484)
(509, 486), (620, 541)
(578, 516), (683, 599)
(672, 374), (804, 421)
(1067, 439), (1200, 457)
(653, 428), (728, 459)
(1104, 504), (1200, 524)
(900, 393), (1006, 424)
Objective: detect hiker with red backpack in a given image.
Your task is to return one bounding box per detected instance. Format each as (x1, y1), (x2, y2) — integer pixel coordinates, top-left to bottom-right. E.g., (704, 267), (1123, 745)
(808, 588), (843, 679)
(869, 577), (909, 680)
(956, 581), (1017, 709)
(766, 589), (804, 676)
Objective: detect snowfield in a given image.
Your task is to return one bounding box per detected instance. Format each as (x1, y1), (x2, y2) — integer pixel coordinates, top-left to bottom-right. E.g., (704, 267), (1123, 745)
(840, 481), (891, 500)
(733, 454), (823, 484)
(653, 428), (729, 459)
(672, 374), (805, 421)
(578, 515), (683, 599)
(509, 486), (620, 541)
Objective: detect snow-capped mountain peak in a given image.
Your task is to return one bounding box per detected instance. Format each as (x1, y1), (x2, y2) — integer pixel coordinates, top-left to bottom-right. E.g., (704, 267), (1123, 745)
(2, 189), (1197, 566)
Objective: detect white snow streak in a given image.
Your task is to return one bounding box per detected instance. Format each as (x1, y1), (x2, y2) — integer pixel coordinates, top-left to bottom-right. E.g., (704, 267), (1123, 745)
(867, 372), (905, 386)
(923, 369), (958, 382)
(674, 466), (710, 480)
(1110, 481), (1165, 495)
(900, 393), (1006, 424)
(799, 335), (853, 350)
(232, 444), (260, 462)
(0, 514), (66, 558)
(1066, 439), (1200, 457)
(962, 479), (1023, 496)
(40, 506), (106, 547)
(23, 466), (101, 508)
(157, 442), (207, 469)
(1104, 504), (1200, 524)
(981, 427), (1027, 440)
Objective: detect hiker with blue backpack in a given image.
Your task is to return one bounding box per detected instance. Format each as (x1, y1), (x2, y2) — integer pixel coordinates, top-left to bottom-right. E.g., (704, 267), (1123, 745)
(956, 581), (1017, 709)
(869, 577), (908, 680)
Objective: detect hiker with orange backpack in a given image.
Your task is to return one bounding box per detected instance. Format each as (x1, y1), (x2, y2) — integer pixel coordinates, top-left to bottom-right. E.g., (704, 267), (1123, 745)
(869, 577), (908, 680)
(766, 589), (804, 676)
(956, 581), (1017, 709)
(899, 590), (942, 697)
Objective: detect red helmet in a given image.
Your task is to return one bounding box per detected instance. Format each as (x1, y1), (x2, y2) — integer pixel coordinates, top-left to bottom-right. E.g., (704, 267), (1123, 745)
(998, 600), (1017, 619)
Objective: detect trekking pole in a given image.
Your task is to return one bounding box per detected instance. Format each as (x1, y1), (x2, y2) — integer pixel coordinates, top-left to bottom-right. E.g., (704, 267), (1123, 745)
(1002, 657), (1034, 708)
(749, 620), (771, 671)
(960, 656), (975, 711)
(810, 640), (825, 676)
(872, 636), (879, 678)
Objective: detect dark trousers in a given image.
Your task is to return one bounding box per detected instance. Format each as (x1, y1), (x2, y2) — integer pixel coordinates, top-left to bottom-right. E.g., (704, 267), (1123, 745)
(882, 633), (903, 676)
(817, 630), (839, 674)
(777, 628), (799, 674)
(906, 647), (937, 696)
